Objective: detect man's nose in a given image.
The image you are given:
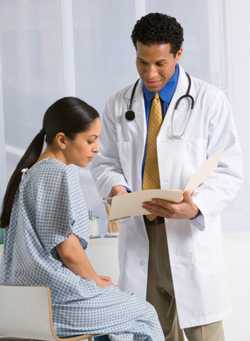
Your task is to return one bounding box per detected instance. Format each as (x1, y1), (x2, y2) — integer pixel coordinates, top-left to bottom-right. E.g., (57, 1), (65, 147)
(146, 65), (158, 78)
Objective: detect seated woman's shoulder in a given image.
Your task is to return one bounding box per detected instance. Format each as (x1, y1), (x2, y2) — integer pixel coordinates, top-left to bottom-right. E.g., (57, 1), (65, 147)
(31, 159), (78, 184)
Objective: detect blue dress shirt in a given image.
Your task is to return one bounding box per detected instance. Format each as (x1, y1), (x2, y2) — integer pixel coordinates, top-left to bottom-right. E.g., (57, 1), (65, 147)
(143, 64), (179, 124)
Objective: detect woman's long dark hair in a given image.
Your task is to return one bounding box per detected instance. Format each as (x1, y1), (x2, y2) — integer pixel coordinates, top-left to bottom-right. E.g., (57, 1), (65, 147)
(0, 97), (99, 228)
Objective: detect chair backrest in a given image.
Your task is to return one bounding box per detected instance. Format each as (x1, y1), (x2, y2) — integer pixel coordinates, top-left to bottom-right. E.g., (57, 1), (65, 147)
(0, 285), (56, 340)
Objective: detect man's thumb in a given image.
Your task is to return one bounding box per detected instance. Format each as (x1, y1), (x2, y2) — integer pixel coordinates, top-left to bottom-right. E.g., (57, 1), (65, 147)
(183, 190), (193, 202)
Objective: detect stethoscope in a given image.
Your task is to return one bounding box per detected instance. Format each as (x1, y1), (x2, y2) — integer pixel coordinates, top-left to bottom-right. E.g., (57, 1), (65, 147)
(124, 72), (195, 139)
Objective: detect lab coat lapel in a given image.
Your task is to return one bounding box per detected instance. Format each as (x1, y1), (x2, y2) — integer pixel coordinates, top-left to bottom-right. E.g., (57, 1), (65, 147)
(123, 80), (146, 190)
(159, 65), (191, 138)
(133, 80), (147, 145)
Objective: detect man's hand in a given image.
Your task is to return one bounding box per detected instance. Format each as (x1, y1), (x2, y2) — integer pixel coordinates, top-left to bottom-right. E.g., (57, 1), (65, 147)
(109, 185), (128, 197)
(104, 186), (127, 220)
(142, 191), (199, 219)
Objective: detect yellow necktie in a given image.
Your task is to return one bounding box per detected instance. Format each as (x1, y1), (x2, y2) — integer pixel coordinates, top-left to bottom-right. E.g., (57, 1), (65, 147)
(143, 93), (162, 220)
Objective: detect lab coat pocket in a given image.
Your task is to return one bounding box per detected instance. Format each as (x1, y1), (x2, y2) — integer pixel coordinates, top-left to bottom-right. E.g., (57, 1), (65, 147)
(158, 139), (187, 189)
(191, 215), (223, 272)
(182, 137), (207, 182)
(185, 137), (207, 164)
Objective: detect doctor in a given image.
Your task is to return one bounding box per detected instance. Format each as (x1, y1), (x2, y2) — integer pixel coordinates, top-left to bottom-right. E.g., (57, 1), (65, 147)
(91, 13), (243, 341)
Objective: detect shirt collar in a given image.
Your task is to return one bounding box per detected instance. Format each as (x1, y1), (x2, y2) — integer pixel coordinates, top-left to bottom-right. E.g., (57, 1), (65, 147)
(143, 64), (179, 104)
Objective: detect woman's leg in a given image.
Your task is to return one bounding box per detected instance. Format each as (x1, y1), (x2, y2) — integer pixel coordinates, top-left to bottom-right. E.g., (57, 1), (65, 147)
(108, 300), (164, 341)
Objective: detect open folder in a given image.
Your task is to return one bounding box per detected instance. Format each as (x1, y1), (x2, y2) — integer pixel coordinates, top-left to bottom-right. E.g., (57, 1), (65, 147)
(108, 150), (223, 221)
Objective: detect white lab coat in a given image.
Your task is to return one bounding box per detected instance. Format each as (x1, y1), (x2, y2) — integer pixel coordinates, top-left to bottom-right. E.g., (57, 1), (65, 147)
(91, 65), (243, 328)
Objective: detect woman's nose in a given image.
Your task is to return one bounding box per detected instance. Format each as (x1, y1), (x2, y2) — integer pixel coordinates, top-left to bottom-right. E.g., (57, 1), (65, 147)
(93, 141), (100, 153)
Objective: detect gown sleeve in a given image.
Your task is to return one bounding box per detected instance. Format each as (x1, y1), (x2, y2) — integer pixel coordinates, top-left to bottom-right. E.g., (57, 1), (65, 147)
(34, 163), (90, 256)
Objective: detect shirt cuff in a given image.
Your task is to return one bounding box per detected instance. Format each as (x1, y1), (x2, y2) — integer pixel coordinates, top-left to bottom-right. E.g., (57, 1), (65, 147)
(190, 211), (205, 229)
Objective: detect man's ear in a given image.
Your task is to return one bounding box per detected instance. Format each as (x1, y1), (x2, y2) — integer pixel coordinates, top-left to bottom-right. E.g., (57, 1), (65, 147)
(175, 48), (183, 61)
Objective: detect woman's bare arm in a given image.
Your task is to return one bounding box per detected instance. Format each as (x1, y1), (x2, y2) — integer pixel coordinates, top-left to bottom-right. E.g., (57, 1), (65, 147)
(56, 233), (112, 287)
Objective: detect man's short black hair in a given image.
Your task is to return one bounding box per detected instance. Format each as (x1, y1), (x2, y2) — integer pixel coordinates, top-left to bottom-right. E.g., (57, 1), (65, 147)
(131, 13), (184, 55)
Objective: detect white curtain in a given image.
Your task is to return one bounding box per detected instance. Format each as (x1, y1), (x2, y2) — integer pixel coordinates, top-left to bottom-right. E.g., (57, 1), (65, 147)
(0, 0), (248, 232)
(0, 57), (6, 204)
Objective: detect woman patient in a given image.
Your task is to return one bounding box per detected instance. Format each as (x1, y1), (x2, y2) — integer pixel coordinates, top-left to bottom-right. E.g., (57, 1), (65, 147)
(0, 97), (164, 341)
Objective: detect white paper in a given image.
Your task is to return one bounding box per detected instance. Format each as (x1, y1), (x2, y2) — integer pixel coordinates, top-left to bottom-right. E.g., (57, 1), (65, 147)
(184, 149), (223, 191)
(109, 150), (223, 221)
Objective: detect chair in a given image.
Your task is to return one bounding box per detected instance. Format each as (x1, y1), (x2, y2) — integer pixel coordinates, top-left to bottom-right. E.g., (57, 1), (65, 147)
(0, 285), (106, 341)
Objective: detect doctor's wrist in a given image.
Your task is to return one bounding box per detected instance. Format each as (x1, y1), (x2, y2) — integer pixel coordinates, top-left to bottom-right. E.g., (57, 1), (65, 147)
(190, 207), (200, 220)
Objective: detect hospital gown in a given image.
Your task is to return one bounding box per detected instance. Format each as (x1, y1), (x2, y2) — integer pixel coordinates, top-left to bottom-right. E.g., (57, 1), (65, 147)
(0, 158), (164, 341)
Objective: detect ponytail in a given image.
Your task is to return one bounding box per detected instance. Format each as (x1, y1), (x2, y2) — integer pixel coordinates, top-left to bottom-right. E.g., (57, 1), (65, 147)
(0, 129), (45, 228)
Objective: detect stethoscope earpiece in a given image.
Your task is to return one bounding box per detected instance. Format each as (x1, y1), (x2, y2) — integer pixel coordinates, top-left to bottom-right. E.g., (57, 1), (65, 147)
(125, 110), (135, 121)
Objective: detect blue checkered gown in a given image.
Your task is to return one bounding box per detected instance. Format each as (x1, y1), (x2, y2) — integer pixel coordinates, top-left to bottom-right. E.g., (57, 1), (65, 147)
(0, 159), (164, 341)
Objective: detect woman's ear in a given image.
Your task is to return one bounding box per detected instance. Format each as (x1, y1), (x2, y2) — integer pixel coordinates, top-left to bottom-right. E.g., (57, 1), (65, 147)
(55, 132), (67, 150)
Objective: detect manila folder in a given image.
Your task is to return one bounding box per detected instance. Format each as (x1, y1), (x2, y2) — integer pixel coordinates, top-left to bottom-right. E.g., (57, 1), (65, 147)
(109, 189), (183, 221)
(109, 150), (223, 221)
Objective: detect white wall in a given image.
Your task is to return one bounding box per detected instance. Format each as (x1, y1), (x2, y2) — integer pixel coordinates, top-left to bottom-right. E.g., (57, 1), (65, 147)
(223, 234), (250, 340)
(223, 0), (250, 231)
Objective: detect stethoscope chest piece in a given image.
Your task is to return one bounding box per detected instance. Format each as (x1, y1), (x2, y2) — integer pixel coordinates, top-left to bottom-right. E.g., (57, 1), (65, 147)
(125, 110), (135, 121)
(124, 78), (140, 121)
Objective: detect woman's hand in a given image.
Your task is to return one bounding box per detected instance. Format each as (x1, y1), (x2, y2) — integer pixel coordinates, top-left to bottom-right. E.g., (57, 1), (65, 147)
(95, 275), (113, 288)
